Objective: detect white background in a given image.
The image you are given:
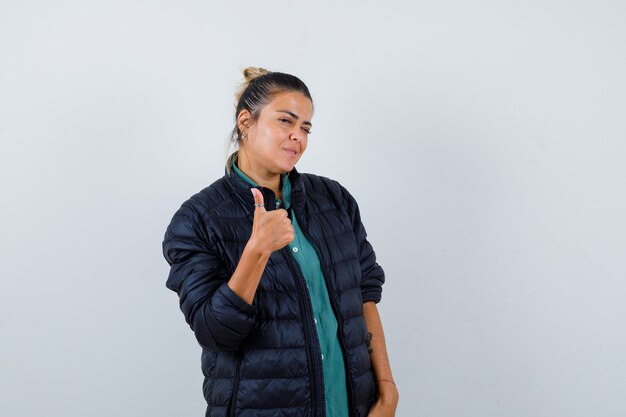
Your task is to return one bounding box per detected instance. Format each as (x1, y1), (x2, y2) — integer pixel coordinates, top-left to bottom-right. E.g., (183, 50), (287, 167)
(1, 1), (625, 416)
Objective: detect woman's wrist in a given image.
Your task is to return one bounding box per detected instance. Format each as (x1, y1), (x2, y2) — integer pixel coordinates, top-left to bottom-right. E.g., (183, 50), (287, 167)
(245, 235), (272, 259)
(378, 378), (396, 386)
(377, 379), (399, 405)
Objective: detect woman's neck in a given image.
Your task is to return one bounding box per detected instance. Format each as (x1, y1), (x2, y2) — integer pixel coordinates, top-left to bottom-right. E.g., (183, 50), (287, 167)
(237, 152), (282, 199)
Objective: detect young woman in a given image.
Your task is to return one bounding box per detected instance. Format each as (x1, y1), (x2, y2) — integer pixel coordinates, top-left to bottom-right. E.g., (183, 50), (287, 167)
(162, 67), (398, 417)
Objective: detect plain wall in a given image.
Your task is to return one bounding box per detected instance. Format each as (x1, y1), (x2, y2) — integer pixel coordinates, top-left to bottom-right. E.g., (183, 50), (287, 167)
(1, 1), (625, 416)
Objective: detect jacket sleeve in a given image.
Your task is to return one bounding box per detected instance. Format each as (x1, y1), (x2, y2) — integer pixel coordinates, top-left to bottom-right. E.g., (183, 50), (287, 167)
(162, 204), (256, 352)
(340, 185), (386, 304)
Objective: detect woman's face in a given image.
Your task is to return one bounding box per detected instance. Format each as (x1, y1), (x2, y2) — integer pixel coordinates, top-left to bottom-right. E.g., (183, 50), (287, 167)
(239, 91), (313, 175)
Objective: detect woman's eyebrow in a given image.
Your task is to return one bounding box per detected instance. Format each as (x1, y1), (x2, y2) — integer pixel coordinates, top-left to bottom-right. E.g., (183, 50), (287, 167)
(276, 110), (313, 126)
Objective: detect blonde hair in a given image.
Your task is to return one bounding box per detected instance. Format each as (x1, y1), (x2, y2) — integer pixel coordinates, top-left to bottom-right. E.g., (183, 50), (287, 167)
(224, 66), (313, 175)
(225, 67), (270, 173)
(234, 67), (271, 105)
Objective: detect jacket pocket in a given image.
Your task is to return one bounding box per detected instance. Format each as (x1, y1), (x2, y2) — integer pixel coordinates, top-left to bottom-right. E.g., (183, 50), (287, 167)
(227, 354), (243, 417)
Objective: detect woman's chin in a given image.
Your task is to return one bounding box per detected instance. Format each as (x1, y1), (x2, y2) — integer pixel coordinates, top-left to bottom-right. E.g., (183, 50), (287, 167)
(279, 161), (297, 173)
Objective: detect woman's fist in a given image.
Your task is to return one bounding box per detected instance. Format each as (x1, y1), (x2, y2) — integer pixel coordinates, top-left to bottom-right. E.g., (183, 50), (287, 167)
(249, 188), (295, 253)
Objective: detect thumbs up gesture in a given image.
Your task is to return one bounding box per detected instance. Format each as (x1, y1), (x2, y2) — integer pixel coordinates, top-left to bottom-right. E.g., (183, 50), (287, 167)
(250, 188), (295, 254)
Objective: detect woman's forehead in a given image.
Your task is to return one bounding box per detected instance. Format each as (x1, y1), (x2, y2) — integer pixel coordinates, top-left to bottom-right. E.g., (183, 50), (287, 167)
(265, 92), (313, 119)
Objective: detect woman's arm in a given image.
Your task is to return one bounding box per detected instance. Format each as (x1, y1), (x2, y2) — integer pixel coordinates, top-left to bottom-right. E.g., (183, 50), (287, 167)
(364, 301), (399, 416)
(163, 204), (258, 352)
(337, 182), (396, 413)
(227, 188), (293, 304)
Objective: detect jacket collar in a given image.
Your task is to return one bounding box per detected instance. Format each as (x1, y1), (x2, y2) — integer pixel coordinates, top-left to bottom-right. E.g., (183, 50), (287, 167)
(224, 163), (306, 222)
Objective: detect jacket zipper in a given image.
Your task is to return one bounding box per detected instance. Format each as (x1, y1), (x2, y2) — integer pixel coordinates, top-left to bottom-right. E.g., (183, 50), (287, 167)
(291, 204), (358, 417)
(228, 353), (243, 417)
(281, 246), (326, 417)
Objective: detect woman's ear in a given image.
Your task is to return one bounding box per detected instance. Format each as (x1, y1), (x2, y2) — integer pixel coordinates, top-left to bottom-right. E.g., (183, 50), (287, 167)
(237, 109), (252, 133)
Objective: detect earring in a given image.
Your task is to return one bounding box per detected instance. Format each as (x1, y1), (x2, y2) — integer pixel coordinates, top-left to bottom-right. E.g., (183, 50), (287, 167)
(241, 131), (247, 141)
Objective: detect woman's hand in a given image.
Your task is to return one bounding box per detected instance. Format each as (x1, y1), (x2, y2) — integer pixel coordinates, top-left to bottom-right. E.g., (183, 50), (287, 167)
(363, 301), (399, 416)
(249, 188), (294, 254)
(226, 189), (294, 305)
(367, 382), (399, 417)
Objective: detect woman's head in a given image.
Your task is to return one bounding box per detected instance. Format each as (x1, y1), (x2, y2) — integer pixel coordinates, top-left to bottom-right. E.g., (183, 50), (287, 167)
(226, 67), (314, 175)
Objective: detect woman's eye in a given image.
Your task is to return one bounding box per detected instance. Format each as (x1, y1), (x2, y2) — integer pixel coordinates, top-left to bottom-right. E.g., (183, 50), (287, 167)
(279, 118), (292, 125)
(302, 128), (311, 134)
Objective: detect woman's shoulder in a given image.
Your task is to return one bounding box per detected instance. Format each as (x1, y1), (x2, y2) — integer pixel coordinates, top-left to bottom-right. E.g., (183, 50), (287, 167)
(299, 171), (350, 197)
(187, 175), (229, 205)
(298, 171), (360, 213)
(167, 175), (234, 224)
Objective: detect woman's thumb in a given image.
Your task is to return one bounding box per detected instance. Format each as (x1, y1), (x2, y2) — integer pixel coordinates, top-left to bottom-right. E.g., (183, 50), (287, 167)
(251, 188), (266, 211)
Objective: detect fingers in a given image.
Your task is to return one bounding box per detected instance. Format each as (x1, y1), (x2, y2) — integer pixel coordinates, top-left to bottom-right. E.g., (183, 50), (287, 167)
(251, 188), (266, 212)
(248, 189), (294, 250)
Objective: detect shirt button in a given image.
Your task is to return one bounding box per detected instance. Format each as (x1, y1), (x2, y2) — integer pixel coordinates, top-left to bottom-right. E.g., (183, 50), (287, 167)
(314, 318), (318, 325)
(321, 354), (324, 360)
(292, 247), (299, 253)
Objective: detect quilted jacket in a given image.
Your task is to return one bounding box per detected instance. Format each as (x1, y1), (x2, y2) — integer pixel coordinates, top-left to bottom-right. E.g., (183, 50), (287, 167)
(162, 165), (386, 417)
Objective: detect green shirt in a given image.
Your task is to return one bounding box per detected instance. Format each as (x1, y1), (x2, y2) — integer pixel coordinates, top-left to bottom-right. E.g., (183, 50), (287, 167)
(232, 159), (349, 417)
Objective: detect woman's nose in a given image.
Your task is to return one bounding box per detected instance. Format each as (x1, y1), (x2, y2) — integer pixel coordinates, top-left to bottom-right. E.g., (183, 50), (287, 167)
(290, 130), (302, 141)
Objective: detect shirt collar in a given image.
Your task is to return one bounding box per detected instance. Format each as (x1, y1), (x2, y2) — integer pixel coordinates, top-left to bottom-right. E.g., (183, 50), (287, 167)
(231, 156), (292, 210)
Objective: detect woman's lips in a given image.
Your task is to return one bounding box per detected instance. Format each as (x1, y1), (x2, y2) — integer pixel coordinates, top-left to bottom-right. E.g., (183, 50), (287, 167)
(284, 148), (297, 157)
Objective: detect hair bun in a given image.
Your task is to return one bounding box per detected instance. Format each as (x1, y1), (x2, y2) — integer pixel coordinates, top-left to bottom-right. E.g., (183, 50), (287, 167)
(235, 66), (271, 104)
(243, 66), (270, 82)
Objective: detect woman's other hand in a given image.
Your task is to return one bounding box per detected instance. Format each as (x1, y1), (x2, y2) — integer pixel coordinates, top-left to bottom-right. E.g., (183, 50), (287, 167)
(367, 381), (399, 416)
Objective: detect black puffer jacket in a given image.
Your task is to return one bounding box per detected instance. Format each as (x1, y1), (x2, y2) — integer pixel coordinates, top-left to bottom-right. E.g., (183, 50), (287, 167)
(162, 165), (386, 417)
